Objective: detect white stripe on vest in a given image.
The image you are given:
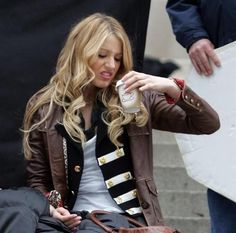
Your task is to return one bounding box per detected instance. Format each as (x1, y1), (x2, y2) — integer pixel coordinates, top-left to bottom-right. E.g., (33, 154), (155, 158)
(105, 172), (133, 188)
(98, 148), (125, 166)
(114, 189), (138, 204)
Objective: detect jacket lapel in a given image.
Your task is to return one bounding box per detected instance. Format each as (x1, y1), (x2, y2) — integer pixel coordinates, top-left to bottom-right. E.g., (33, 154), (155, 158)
(55, 123), (82, 151)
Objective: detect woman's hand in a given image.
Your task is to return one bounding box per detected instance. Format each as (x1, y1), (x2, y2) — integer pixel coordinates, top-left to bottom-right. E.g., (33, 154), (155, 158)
(121, 71), (181, 100)
(50, 205), (81, 231)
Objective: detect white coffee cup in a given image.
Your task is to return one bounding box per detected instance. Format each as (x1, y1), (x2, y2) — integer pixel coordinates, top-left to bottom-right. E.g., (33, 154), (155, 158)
(116, 80), (141, 113)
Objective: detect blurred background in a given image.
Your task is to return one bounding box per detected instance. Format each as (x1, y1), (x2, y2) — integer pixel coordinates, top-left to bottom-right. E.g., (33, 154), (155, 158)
(145, 0), (191, 78)
(146, 2), (210, 233)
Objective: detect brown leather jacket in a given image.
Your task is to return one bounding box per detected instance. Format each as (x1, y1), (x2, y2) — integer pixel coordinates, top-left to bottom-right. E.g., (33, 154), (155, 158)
(27, 86), (220, 225)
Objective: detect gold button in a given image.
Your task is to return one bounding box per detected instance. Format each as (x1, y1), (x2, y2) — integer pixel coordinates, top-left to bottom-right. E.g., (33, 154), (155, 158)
(190, 98), (194, 103)
(128, 209), (134, 214)
(99, 157), (106, 164)
(196, 102), (200, 107)
(107, 180), (113, 188)
(184, 95), (188, 100)
(132, 190), (137, 197)
(74, 165), (81, 173)
(141, 201), (149, 209)
(117, 197), (122, 204)
(124, 173), (131, 180)
(116, 149), (123, 157)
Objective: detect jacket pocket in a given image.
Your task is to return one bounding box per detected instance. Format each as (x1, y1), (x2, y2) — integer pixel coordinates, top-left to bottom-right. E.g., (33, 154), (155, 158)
(145, 178), (158, 196)
(136, 178), (163, 223)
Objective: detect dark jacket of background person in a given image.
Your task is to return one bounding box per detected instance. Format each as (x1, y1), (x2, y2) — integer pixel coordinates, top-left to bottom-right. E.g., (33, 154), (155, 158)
(166, 2), (236, 233)
(166, 0), (236, 49)
(27, 86), (220, 226)
(0, 0), (150, 188)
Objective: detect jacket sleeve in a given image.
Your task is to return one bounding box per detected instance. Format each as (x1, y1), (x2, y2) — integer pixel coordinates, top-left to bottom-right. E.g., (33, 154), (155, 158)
(166, 0), (209, 50)
(26, 106), (54, 195)
(144, 85), (220, 134)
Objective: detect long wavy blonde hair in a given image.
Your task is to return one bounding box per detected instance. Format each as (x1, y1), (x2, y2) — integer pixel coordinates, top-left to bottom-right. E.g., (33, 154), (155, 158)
(23, 13), (148, 159)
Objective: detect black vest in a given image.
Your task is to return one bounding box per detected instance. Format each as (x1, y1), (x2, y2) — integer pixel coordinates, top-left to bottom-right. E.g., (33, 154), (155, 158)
(55, 117), (142, 216)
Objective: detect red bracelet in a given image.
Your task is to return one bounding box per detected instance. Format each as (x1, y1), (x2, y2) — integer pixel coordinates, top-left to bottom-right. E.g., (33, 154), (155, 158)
(165, 78), (185, 104)
(172, 78), (185, 90)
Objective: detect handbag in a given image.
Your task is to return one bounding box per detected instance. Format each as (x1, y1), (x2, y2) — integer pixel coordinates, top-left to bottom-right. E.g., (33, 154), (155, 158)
(89, 210), (181, 233)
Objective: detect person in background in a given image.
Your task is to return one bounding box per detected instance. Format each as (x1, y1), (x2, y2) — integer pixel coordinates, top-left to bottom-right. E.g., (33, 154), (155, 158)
(23, 13), (219, 232)
(166, 1), (236, 232)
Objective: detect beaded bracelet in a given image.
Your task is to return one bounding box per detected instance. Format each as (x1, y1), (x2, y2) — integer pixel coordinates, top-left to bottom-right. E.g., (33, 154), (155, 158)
(46, 190), (63, 208)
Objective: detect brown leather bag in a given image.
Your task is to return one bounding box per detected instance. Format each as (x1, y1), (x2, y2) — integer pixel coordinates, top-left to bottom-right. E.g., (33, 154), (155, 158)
(89, 210), (181, 233)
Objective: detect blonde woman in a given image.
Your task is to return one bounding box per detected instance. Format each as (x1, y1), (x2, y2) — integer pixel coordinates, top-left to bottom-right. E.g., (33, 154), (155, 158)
(23, 13), (220, 232)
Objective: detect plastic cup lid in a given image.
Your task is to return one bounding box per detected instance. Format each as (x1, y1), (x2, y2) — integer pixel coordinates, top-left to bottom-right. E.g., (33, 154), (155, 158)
(115, 80), (124, 91)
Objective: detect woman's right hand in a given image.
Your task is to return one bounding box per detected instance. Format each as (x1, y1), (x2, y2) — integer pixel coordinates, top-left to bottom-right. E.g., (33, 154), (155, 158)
(50, 205), (82, 231)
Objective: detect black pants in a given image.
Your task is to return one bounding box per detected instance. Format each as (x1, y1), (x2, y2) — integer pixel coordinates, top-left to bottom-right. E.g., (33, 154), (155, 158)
(76, 212), (146, 233)
(77, 212), (130, 233)
(37, 216), (71, 233)
(37, 212), (146, 233)
(36, 211), (145, 233)
(0, 187), (49, 233)
(0, 205), (38, 233)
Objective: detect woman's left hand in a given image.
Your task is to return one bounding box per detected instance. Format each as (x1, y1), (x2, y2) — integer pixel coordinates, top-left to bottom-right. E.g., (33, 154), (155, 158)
(121, 71), (181, 100)
(50, 206), (82, 231)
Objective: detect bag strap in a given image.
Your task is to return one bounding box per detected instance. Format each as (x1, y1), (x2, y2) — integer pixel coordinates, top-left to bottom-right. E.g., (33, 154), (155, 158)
(89, 210), (181, 233)
(89, 210), (145, 232)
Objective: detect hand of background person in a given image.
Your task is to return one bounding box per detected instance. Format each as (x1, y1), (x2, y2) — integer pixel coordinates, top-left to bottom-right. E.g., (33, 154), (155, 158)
(188, 39), (221, 76)
(50, 206), (81, 231)
(121, 71), (181, 100)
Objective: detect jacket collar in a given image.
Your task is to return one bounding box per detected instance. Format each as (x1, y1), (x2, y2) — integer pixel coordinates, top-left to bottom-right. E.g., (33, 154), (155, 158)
(55, 99), (107, 149)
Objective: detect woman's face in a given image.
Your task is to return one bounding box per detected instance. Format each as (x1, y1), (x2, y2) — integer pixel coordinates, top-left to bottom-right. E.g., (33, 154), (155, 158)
(90, 34), (122, 89)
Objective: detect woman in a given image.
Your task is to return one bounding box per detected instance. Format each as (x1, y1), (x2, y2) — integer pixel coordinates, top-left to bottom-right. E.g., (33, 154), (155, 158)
(23, 13), (220, 232)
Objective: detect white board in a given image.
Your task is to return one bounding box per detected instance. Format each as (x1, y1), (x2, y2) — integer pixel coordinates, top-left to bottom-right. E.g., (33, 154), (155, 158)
(175, 41), (236, 202)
